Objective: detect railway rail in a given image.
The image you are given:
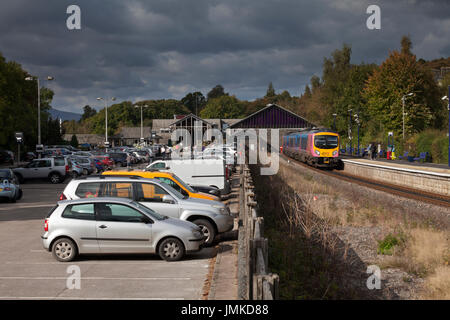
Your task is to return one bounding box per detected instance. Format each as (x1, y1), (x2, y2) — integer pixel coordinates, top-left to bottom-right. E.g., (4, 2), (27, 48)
(281, 154), (450, 208)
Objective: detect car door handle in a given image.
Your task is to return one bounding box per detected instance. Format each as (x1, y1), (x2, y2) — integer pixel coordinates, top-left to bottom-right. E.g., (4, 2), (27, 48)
(98, 225), (108, 229)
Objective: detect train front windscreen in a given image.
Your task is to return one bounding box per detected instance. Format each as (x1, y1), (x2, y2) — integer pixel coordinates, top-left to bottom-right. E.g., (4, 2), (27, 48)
(314, 135), (338, 149)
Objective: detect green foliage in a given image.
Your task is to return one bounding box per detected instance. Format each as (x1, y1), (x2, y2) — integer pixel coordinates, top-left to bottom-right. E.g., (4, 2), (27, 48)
(377, 233), (402, 255)
(363, 43), (442, 138)
(206, 84), (227, 101)
(181, 92), (206, 115)
(0, 52), (60, 152)
(200, 95), (246, 119)
(70, 134), (79, 148)
(265, 82), (276, 98)
(81, 105), (97, 122)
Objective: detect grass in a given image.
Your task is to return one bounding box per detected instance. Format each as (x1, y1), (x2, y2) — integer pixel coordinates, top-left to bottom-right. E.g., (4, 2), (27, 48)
(257, 158), (450, 299)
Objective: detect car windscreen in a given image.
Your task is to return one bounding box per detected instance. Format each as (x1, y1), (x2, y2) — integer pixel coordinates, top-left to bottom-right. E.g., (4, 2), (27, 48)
(0, 170), (11, 179)
(314, 135), (338, 149)
(131, 201), (166, 220)
(171, 174), (196, 193)
(160, 182), (186, 200)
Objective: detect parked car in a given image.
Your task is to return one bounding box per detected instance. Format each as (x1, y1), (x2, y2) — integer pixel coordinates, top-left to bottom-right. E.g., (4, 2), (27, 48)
(41, 197), (205, 262)
(108, 152), (127, 167)
(72, 151), (93, 157)
(60, 176), (234, 246)
(68, 156), (95, 175)
(0, 169), (22, 202)
(68, 159), (84, 178)
(23, 152), (37, 162)
(13, 157), (69, 184)
(189, 185), (221, 199)
(102, 170), (220, 201)
(147, 159), (231, 194)
(0, 149), (14, 165)
(96, 155), (114, 169)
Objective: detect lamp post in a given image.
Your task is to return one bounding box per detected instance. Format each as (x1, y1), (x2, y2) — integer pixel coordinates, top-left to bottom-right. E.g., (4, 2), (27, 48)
(332, 113), (337, 131)
(25, 75), (54, 158)
(354, 112), (360, 156)
(443, 89), (450, 167)
(348, 109), (353, 155)
(401, 92), (414, 140)
(97, 97), (116, 151)
(134, 104), (149, 144)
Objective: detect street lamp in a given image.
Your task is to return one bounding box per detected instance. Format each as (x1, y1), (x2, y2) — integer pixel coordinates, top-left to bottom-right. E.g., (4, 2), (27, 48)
(401, 92), (414, 140)
(332, 113), (337, 131)
(97, 97), (116, 151)
(25, 75), (54, 158)
(354, 112), (360, 156)
(133, 104), (149, 144)
(443, 89), (450, 167)
(348, 109), (353, 155)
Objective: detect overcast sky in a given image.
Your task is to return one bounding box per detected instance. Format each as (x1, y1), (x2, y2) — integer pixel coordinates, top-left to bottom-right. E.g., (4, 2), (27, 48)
(0, 0), (449, 113)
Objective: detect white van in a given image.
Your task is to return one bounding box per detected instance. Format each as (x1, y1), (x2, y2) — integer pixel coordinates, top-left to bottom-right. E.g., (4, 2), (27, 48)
(146, 159), (230, 194)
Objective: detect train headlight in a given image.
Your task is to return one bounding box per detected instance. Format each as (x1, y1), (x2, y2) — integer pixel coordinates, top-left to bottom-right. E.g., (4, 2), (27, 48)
(332, 150), (338, 156)
(314, 150), (320, 156)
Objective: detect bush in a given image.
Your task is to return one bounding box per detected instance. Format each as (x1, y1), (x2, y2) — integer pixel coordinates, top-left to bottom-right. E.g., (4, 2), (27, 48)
(377, 234), (401, 255)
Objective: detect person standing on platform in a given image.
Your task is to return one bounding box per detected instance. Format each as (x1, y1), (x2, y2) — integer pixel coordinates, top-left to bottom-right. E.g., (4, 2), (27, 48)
(370, 143), (377, 160)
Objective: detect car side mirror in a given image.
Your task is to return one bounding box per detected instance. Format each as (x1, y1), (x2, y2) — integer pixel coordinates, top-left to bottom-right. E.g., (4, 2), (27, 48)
(162, 195), (176, 204)
(165, 166), (170, 170)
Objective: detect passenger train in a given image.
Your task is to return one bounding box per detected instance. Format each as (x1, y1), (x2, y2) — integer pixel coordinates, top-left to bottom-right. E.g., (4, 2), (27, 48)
(282, 129), (340, 168)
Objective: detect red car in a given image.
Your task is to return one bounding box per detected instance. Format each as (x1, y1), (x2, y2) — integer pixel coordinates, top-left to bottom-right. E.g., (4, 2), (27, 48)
(96, 156), (114, 168)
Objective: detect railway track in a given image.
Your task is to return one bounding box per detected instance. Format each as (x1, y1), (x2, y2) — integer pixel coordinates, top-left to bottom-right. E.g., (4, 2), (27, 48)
(281, 154), (450, 208)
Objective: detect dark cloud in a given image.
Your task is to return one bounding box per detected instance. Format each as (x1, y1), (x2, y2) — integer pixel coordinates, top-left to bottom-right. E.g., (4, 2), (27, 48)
(0, 0), (449, 112)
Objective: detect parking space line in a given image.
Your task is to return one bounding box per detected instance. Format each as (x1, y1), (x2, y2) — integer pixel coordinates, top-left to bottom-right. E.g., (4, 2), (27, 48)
(0, 297), (185, 300)
(0, 276), (192, 280)
(0, 203), (54, 211)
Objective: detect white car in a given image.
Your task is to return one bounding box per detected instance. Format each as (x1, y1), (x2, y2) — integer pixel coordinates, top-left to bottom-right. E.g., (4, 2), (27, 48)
(147, 158), (231, 194)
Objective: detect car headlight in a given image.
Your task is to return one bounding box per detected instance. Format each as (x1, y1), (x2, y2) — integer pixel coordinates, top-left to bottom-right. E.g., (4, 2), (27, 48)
(212, 205), (227, 215)
(315, 150), (320, 156)
(332, 150), (338, 156)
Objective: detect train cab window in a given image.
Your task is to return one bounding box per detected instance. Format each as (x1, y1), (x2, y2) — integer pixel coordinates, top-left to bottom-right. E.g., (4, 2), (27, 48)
(314, 135), (338, 149)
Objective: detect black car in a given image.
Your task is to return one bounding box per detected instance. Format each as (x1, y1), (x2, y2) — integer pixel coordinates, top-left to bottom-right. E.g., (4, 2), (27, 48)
(189, 184), (221, 198)
(0, 150), (14, 165)
(108, 152), (127, 167)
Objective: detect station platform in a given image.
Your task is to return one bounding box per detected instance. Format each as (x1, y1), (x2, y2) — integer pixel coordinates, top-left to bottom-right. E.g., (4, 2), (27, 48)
(341, 156), (450, 175)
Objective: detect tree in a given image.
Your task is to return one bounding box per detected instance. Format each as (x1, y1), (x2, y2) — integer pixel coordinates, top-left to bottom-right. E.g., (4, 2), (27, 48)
(207, 85), (227, 101)
(265, 82), (276, 97)
(200, 95), (245, 119)
(303, 85), (312, 99)
(70, 134), (79, 148)
(81, 105), (97, 122)
(181, 92), (206, 115)
(363, 37), (442, 137)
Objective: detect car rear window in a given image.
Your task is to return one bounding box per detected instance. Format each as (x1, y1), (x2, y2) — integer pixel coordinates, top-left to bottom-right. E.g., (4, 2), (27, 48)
(54, 158), (66, 166)
(75, 182), (102, 198)
(62, 204), (95, 220)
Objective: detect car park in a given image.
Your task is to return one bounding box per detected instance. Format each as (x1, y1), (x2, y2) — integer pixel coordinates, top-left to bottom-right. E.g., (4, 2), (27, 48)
(0, 169), (22, 202)
(13, 157), (69, 184)
(41, 197), (205, 262)
(60, 176), (234, 245)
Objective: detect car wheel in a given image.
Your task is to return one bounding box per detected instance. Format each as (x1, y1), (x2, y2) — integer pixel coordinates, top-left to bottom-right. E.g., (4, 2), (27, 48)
(192, 219), (216, 246)
(71, 171), (78, 178)
(16, 188), (23, 200)
(82, 168), (88, 175)
(49, 173), (61, 184)
(158, 237), (185, 261)
(15, 174), (24, 184)
(52, 238), (77, 262)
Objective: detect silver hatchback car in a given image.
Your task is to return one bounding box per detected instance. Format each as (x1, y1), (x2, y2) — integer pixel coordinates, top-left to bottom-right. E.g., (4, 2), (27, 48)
(42, 197), (205, 262)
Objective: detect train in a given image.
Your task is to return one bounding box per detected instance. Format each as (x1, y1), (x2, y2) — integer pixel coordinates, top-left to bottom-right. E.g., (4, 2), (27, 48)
(281, 129), (340, 168)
